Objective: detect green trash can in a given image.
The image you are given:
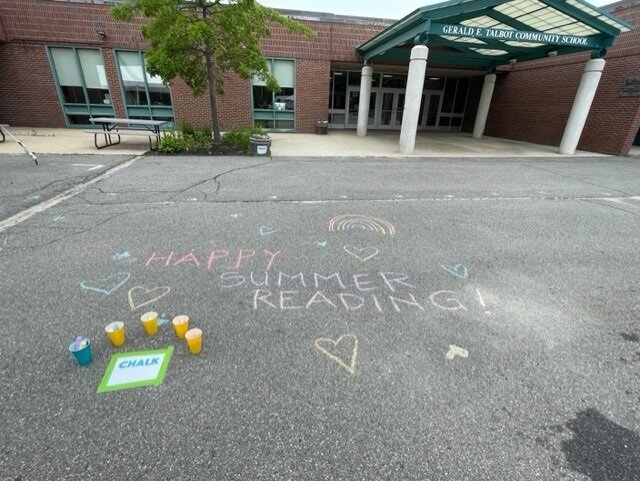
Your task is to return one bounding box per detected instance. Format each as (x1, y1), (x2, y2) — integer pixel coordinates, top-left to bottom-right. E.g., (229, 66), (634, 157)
(250, 135), (271, 156)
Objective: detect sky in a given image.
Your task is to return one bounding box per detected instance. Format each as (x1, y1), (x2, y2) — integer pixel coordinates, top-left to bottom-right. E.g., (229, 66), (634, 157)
(260, 0), (614, 20)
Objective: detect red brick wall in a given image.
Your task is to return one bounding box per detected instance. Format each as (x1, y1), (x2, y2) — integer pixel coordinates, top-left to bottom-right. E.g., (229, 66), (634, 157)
(486, 3), (640, 155)
(0, 0), (385, 132)
(7, 1), (637, 149)
(0, 42), (64, 127)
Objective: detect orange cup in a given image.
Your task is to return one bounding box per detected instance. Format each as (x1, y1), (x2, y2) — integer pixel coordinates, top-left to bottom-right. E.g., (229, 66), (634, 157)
(140, 311), (158, 336)
(105, 321), (125, 347)
(172, 315), (189, 339)
(185, 328), (202, 354)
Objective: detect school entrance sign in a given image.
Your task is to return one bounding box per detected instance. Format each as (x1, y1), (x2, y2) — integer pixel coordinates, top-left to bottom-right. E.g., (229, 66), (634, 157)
(431, 23), (598, 48)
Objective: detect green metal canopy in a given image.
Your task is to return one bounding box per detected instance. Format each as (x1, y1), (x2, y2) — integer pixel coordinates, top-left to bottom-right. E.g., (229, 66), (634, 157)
(357, 0), (633, 69)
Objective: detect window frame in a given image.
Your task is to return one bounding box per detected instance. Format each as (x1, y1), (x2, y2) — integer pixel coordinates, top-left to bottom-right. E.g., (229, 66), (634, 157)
(251, 58), (296, 132)
(46, 46), (115, 128)
(114, 49), (175, 123)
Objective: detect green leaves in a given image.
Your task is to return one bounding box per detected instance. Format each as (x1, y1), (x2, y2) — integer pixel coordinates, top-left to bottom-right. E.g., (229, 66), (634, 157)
(111, 0), (314, 141)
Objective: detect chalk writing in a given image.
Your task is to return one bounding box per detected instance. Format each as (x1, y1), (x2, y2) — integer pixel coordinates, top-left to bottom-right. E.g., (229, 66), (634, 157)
(113, 251), (132, 261)
(316, 240), (327, 247)
(445, 345), (469, 360)
(128, 286), (171, 311)
(343, 245), (379, 262)
(53, 216), (64, 222)
(144, 249), (281, 271)
(429, 290), (467, 311)
(259, 226), (280, 236)
(476, 288), (490, 314)
(80, 272), (131, 295)
(328, 214), (396, 236)
(230, 213), (242, 219)
(222, 271), (414, 292)
(441, 264), (469, 279)
(253, 290), (429, 313)
(315, 334), (359, 375)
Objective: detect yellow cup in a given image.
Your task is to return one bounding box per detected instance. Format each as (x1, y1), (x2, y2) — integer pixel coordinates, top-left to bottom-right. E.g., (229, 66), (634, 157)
(140, 311), (158, 336)
(172, 315), (189, 339)
(185, 328), (202, 354)
(105, 321), (125, 347)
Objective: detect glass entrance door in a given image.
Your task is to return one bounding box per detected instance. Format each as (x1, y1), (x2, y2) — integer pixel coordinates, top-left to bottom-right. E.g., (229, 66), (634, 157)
(376, 89), (404, 129)
(346, 88), (377, 128)
(418, 91), (443, 130)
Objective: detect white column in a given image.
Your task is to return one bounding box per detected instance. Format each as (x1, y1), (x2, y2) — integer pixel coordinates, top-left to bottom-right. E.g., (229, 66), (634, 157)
(356, 65), (373, 137)
(559, 58), (605, 155)
(472, 73), (496, 139)
(399, 45), (429, 154)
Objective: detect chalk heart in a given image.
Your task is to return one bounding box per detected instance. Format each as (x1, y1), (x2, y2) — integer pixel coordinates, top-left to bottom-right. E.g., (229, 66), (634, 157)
(441, 264), (469, 279)
(128, 286), (171, 311)
(260, 226), (279, 236)
(314, 334), (359, 376)
(344, 245), (379, 262)
(80, 272), (131, 295)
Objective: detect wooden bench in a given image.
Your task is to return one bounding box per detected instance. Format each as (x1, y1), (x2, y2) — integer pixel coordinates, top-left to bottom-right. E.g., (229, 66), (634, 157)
(0, 124), (8, 143)
(84, 128), (161, 150)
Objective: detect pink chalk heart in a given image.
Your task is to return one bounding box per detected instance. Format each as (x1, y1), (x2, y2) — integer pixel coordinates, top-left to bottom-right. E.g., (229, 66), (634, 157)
(80, 272), (131, 295)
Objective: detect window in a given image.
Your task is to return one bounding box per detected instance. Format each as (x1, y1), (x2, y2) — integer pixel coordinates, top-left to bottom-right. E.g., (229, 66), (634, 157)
(48, 47), (113, 126)
(115, 50), (174, 122)
(252, 59), (295, 131)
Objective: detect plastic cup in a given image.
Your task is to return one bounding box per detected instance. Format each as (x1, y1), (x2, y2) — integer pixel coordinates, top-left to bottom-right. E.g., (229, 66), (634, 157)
(172, 315), (189, 339)
(105, 321), (125, 347)
(140, 311), (158, 336)
(185, 328), (202, 354)
(69, 338), (92, 366)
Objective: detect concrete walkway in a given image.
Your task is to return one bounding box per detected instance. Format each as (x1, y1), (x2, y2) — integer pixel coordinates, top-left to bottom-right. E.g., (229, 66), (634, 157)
(269, 130), (605, 158)
(0, 126), (608, 157)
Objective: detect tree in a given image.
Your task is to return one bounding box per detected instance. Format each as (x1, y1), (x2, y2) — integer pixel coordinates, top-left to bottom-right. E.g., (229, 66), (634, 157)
(111, 0), (314, 145)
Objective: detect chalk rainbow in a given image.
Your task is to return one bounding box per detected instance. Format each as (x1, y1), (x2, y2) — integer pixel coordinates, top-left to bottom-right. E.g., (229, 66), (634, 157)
(328, 214), (396, 236)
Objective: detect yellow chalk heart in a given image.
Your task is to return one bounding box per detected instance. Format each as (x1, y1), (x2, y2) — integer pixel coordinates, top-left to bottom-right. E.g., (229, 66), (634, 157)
(314, 334), (359, 375)
(127, 286), (171, 311)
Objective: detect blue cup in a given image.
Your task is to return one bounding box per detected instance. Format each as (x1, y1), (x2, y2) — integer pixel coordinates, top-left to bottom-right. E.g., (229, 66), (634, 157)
(69, 338), (92, 366)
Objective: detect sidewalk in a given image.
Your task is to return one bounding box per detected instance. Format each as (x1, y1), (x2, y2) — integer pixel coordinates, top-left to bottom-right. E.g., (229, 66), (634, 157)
(0, 127), (608, 157)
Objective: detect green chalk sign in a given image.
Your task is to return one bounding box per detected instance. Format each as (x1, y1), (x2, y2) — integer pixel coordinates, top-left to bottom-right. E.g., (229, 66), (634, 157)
(97, 346), (174, 394)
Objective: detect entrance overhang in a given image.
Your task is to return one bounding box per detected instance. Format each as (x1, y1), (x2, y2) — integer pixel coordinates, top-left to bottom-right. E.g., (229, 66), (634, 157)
(357, 0), (633, 69)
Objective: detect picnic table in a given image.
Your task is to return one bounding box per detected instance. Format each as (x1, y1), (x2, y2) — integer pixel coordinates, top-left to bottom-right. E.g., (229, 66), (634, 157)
(87, 117), (170, 150)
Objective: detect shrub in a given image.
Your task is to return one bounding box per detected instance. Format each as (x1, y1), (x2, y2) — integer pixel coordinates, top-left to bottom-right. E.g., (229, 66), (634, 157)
(157, 132), (188, 153)
(179, 122), (212, 146)
(158, 123), (212, 152)
(222, 125), (267, 152)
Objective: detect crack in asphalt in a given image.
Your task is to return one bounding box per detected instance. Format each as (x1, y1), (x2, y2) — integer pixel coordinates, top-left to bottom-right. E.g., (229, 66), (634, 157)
(523, 163), (633, 196)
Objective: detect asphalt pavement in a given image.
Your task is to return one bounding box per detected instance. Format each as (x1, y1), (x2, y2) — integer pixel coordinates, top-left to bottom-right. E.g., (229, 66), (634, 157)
(0, 153), (639, 480)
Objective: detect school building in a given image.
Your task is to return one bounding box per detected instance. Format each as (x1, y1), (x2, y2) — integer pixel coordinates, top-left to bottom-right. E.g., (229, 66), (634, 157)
(0, 0), (638, 155)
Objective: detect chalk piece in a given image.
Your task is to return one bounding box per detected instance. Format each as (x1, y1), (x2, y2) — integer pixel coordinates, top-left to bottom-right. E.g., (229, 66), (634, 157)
(445, 345), (469, 360)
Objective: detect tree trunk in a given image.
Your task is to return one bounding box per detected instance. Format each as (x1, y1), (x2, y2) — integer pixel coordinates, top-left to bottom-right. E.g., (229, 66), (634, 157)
(204, 49), (222, 145)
